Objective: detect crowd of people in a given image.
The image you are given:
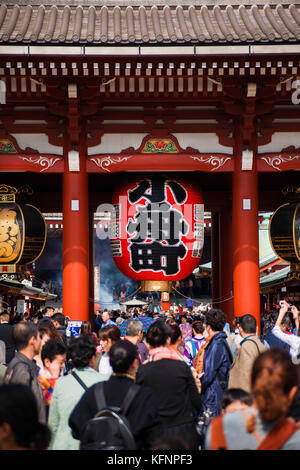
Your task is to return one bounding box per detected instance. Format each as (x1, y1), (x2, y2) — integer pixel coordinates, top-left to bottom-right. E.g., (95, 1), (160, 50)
(0, 298), (300, 450)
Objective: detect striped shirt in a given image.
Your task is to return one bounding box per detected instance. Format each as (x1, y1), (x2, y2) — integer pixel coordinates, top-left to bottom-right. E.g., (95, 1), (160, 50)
(183, 336), (206, 367)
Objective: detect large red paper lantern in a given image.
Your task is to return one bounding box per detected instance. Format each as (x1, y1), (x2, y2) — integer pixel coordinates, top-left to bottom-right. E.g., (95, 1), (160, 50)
(110, 175), (204, 283)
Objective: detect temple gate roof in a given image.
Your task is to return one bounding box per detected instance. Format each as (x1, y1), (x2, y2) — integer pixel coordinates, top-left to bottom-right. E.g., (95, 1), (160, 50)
(0, 0), (299, 45)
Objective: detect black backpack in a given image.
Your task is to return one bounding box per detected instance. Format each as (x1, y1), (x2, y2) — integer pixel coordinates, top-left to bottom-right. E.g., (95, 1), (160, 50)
(79, 381), (140, 451)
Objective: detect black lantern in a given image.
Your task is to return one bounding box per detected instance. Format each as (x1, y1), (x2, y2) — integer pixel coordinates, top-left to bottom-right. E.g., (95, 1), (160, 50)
(269, 186), (300, 281)
(0, 185), (46, 281)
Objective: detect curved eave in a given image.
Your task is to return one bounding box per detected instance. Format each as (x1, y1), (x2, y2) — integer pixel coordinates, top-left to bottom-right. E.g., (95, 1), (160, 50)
(0, 3), (300, 47)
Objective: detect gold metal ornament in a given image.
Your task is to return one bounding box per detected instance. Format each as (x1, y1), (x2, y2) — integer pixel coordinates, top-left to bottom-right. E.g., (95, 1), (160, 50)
(0, 185), (46, 281)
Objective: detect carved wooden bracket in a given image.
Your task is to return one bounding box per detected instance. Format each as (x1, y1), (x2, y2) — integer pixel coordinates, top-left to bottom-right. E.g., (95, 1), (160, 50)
(87, 130), (233, 173)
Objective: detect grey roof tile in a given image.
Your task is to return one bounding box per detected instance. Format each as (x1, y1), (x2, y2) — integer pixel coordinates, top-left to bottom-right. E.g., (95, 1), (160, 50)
(0, 2), (299, 45)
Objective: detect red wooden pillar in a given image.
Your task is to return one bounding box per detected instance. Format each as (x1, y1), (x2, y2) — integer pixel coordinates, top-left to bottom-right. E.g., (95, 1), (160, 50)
(232, 125), (260, 331)
(88, 205), (95, 323)
(211, 212), (221, 309)
(219, 206), (234, 325)
(62, 142), (89, 321)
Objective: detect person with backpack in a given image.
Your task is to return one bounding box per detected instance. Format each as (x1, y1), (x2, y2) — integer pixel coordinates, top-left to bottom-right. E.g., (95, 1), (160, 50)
(68, 340), (162, 450)
(48, 335), (105, 450)
(183, 320), (206, 367)
(206, 348), (300, 450)
(228, 314), (267, 393)
(3, 321), (46, 424)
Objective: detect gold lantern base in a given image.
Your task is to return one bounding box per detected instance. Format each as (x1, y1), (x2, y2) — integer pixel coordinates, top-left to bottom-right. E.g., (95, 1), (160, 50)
(287, 264), (300, 281)
(137, 280), (175, 293)
(0, 264), (29, 282)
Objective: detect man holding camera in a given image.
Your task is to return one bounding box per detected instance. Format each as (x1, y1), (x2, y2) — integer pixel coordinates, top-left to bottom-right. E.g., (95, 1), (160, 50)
(272, 300), (300, 365)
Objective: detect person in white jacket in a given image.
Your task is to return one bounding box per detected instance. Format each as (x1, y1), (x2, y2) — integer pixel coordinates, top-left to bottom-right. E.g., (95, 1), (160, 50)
(272, 300), (300, 364)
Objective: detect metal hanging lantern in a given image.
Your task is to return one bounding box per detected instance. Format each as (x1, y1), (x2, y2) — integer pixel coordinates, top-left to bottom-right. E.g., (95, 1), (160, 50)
(0, 185), (47, 281)
(269, 186), (300, 281)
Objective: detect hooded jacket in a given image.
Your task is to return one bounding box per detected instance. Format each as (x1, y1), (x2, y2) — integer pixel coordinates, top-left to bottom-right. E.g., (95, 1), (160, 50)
(200, 331), (232, 417)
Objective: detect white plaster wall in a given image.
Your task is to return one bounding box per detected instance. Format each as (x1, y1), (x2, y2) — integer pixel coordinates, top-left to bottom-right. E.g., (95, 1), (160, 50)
(11, 134), (63, 156)
(258, 132), (300, 153)
(88, 134), (148, 155)
(88, 133), (232, 155)
(173, 133), (233, 155)
(11, 132), (232, 157)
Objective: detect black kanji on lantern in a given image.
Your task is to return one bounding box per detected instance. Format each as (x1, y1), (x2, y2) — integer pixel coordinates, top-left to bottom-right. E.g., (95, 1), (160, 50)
(127, 202), (188, 245)
(127, 178), (188, 275)
(128, 176), (187, 205)
(130, 241), (187, 275)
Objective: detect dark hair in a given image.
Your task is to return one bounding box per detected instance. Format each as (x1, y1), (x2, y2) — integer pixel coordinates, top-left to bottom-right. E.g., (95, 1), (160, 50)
(0, 384), (51, 450)
(32, 311), (43, 321)
(44, 307), (55, 315)
(12, 321), (38, 351)
(280, 314), (292, 328)
(38, 320), (63, 342)
(51, 313), (66, 327)
(192, 320), (204, 335)
(79, 321), (94, 337)
(165, 317), (178, 326)
(68, 335), (96, 369)
(222, 388), (253, 410)
(111, 310), (121, 322)
(205, 309), (227, 332)
(151, 436), (192, 450)
(109, 340), (138, 373)
(98, 325), (121, 343)
(41, 339), (67, 366)
(251, 347), (298, 422)
(239, 314), (257, 334)
(146, 321), (171, 348)
(169, 323), (182, 345)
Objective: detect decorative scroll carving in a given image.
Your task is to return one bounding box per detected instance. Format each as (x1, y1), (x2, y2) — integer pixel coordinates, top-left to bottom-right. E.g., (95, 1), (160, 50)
(261, 155), (300, 171)
(90, 155), (133, 172)
(188, 155), (231, 171)
(18, 156), (61, 172)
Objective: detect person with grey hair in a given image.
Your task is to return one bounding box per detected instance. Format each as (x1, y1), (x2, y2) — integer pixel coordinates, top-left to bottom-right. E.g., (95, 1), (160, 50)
(126, 320), (144, 339)
(124, 320), (149, 364)
(4, 321), (46, 423)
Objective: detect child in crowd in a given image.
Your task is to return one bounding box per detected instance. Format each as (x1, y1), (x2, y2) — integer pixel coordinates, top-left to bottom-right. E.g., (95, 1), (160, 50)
(38, 339), (66, 414)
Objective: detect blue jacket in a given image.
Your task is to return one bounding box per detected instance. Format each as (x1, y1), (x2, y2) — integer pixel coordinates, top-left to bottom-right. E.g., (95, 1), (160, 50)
(264, 330), (290, 351)
(200, 331), (232, 417)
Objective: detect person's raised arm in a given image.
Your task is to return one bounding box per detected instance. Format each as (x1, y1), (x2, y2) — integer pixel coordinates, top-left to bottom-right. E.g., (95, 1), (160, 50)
(291, 305), (300, 336)
(275, 300), (289, 327)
